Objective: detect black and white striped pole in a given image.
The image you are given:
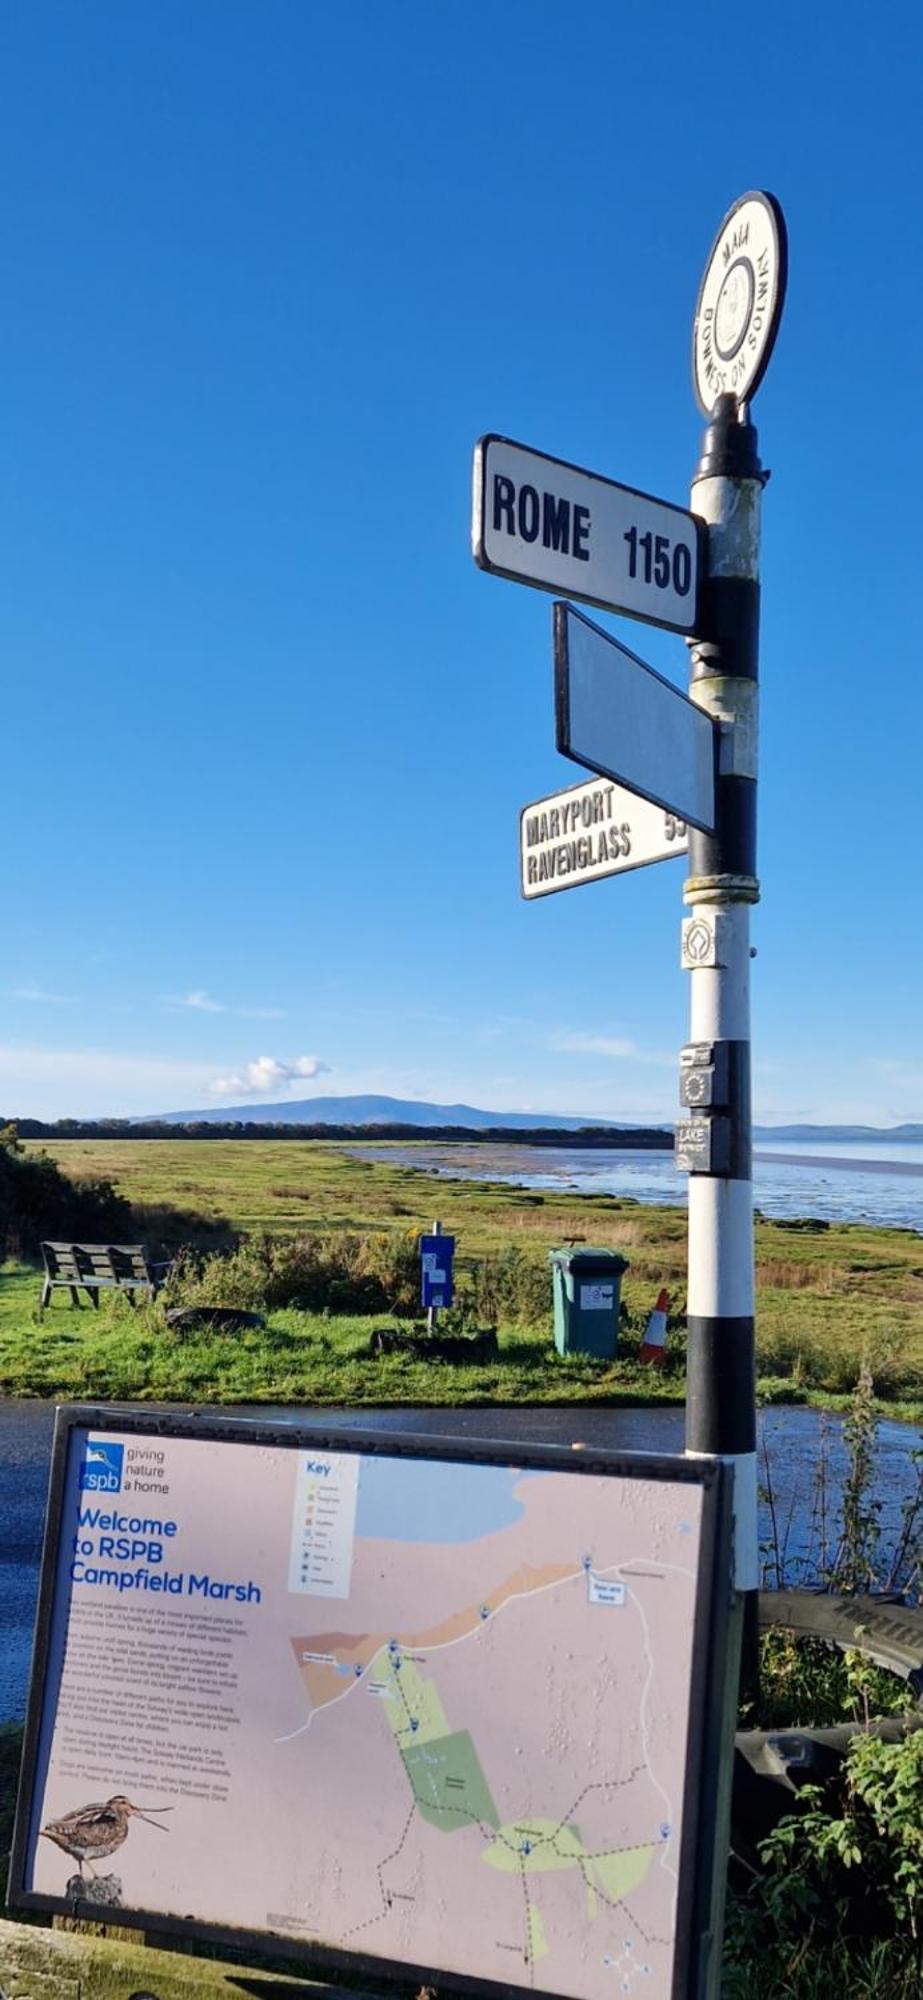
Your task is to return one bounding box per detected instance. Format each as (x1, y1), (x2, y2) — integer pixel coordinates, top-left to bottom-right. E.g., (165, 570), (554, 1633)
(680, 193), (787, 1694)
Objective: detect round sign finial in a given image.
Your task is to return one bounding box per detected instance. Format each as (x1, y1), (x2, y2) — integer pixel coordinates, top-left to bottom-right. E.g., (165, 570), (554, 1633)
(692, 191), (787, 417)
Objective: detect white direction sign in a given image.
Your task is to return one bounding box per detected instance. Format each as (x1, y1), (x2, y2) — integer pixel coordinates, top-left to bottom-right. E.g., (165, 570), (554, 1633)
(472, 434), (703, 637)
(693, 190), (787, 415)
(521, 776), (688, 899)
(555, 602), (717, 834)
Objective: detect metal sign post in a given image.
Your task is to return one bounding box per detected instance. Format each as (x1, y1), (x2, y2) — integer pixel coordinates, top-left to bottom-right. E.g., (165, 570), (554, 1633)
(681, 192), (787, 1704)
(470, 185), (787, 1992)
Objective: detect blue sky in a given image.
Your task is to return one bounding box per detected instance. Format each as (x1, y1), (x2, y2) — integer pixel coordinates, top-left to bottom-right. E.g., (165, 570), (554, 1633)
(1, 1), (920, 1126)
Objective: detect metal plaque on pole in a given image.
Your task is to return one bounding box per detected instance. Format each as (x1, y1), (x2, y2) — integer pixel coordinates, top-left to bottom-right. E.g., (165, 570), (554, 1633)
(473, 434), (704, 636)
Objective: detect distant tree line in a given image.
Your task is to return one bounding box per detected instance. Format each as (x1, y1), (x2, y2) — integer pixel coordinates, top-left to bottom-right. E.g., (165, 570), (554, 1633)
(3, 1117), (673, 1149)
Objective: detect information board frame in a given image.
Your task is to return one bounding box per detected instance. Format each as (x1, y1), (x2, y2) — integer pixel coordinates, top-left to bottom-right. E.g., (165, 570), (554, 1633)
(9, 1404), (734, 2000)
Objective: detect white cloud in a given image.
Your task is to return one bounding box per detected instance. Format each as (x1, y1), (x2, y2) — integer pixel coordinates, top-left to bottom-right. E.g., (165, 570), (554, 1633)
(167, 989), (225, 1013)
(4, 984), (78, 1004)
(165, 990), (286, 1020)
(209, 1054), (331, 1098)
(547, 1031), (674, 1066)
(550, 1031), (637, 1058)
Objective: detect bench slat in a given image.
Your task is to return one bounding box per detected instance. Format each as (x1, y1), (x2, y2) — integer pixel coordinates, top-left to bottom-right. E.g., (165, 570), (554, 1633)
(43, 1242), (151, 1256)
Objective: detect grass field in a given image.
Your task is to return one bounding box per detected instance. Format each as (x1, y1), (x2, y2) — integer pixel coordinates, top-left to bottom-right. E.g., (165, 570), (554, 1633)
(0, 1264), (691, 1406)
(3, 1137), (921, 1413)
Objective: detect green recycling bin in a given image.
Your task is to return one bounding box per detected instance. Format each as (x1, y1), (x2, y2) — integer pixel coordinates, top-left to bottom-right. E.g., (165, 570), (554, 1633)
(549, 1247), (629, 1359)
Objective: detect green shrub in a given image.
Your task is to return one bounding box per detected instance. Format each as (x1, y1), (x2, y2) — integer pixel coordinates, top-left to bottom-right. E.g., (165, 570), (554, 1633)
(753, 1630), (916, 1731)
(727, 1727), (923, 1978)
(163, 1228), (424, 1318)
(722, 1930), (922, 1997)
(0, 1127), (132, 1258)
(468, 1246), (551, 1327)
(0, 1125), (229, 1262)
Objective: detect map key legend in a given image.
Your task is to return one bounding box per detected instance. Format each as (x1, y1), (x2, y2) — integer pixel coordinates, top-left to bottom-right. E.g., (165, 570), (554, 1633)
(288, 1452), (359, 1597)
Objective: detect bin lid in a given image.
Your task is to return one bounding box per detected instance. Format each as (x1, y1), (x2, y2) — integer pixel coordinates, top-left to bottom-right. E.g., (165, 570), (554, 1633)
(549, 1247), (630, 1274)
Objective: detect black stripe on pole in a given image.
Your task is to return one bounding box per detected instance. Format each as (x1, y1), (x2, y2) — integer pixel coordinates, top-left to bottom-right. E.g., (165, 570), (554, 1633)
(727, 1039), (752, 1182)
(688, 778), (757, 883)
(687, 398), (763, 886)
(686, 1317), (757, 1455)
(692, 576), (760, 673)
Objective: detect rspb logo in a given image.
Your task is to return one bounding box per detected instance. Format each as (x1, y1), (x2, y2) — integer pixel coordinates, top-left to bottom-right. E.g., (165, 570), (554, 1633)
(79, 1440), (124, 1493)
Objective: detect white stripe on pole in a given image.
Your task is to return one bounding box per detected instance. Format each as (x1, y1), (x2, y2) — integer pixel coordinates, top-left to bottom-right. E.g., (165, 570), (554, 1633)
(686, 1181), (755, 1318)
(688, 903), (752, 1041)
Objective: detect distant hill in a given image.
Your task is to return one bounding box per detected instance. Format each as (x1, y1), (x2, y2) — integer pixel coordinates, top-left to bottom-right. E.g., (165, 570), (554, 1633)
(145, 1098), (923, 1141)
(11, 1091), (918, 1144)
(149, 1093), (630, 1131)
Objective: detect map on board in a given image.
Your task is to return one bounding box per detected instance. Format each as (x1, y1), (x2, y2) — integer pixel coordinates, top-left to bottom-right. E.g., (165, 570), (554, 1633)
(21, 1426), (717, 2000)
(281, 1450), (704, 1997)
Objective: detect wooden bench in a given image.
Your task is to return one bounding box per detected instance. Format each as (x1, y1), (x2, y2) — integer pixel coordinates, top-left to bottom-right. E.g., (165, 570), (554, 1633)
(39, 1242), (171, 1314)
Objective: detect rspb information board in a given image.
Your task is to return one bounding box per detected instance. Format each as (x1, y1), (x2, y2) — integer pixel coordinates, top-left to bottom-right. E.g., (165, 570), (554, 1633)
(10, 1407), (733, 2000)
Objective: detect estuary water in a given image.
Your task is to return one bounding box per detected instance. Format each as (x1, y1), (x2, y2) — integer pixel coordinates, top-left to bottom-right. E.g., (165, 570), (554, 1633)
(1, 1397), (920, 1725)
(352, 1139), (923, 1233)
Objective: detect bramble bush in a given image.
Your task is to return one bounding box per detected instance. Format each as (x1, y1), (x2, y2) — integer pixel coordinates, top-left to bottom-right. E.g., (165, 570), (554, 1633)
(163, 1231), (563, 1326)
(725, 1727), (923, 1989)
(466, 1246), (552, 1328)
(163, 1229), (424, 1318)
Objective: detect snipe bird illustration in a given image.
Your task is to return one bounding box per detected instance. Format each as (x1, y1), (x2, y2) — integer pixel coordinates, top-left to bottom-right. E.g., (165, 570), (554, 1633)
(40, 1795), (172, 1875)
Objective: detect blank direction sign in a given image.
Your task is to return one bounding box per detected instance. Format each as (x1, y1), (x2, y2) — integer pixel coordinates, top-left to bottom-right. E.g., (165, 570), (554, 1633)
(520, 776), (688, 899)
(472, 433), (703, 636)
(555, 603), (717, 833)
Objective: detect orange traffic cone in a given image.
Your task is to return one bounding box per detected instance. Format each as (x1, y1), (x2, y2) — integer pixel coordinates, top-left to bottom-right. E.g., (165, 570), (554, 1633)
(640, 1288), (669, 1366)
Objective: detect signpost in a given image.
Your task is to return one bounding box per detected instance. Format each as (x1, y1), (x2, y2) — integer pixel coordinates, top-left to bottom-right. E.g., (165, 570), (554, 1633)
(473, 434), (704, 636)
(520, 775), (687, 899)
(471, 183), (787, 1996)
(554, 602), (717, 832)
(680, 192), (786, 1711)
(11, 1404), (734, 2000)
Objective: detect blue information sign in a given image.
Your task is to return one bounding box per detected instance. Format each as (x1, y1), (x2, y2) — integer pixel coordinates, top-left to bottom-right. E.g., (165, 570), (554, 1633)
(420, 1233), (455, 1309)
